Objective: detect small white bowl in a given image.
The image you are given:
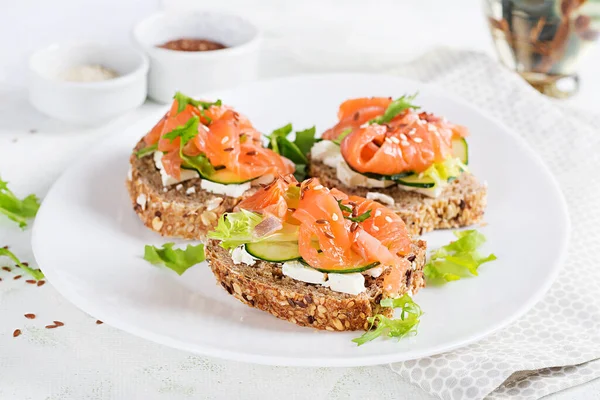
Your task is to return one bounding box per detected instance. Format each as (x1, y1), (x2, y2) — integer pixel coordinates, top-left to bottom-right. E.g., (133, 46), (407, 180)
(133, 11), (261, 103)
(29, 43), (148, 125)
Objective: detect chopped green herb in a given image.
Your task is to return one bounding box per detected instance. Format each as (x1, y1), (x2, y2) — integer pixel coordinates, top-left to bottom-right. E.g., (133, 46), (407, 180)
(173, 92), (222, 115)
(332, 128), (352, 145)
(369, 93), (420, 125)
(336, 200), (372, 223)
(0, 247), (44, 280)
(294, 126), (317, 155)
(163, 116), (200, 146)
(0, 178), (40, 229)
(352, 294), (422, 346)
(143, 243), (205, 275)
(135, 143), (158, 158)
(423, 229), (497, 283)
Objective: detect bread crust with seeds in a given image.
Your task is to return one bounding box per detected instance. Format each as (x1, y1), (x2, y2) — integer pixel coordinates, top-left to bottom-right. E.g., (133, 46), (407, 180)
(205, 239), (426, 331)
(309, 159), (487, 236)
(126, 139), (257, 240)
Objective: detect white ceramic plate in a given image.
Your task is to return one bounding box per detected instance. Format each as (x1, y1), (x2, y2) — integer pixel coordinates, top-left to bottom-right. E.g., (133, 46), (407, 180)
(32, 74), (569, 367)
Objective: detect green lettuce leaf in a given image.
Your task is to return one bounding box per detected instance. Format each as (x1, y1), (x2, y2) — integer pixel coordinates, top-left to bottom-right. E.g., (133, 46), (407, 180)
(207, 210), (264, 250)
(0, 179), (40, 229)
(369, 93), (420, 125)
(0, 247), (44, 280)
(352, 294), (422, 346)
(266, 123), (317, 180)
(143, 243), (205, 275)
(417, 157), (469, 187)
(424, 230), (497, 283)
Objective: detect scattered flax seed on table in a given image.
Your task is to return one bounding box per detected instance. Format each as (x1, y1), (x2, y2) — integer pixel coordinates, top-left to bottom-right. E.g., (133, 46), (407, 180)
(25, 280), (36, 284)
(13, 275), (22, 280)
(45, 324), (58, 329)
(24, 314), (35, 319)
(37, 280), (45, 287)
(2, 266), (11, 272)
(96, 320), (103, 325)
(13, 329), (21, 338)
(53, 321), (64, 327)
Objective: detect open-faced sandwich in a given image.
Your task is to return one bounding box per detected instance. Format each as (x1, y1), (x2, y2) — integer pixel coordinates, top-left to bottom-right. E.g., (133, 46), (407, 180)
(309, 95), (487, 236)
(127, 93), (295, 239)
(205, 175), (426, 332)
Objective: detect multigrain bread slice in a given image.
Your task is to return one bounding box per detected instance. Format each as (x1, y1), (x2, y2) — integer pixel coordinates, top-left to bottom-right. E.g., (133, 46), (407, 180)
(309, 159), (487, 236)
(205, 239), (426, 331)
(126, 139), (257, 240)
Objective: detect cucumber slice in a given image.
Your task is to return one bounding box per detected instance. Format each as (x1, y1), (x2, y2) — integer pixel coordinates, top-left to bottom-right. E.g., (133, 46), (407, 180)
(452, 138), (468, 165)
(299, 259), (381, 274)
(395, 173), (436, 188)
(245, 241), (301, 262)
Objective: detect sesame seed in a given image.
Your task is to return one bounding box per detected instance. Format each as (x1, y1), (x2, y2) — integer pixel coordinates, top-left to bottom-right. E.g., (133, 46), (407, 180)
(400, 133), (408, 141)
(427, 125), (437, 132)
(390, 136), (400, 144)
(385, 216), (393, 223)
(401, 141), (410, 147)
(221, 136), (229, 144)
(374, 210), (381, 217)
(408, 128), (417, 135)
(385, 137), (393, 144)
(413, 137), (423, 143)
(331, 213), (339, 221)
(373, 225), (380, 231)
(313, 185), (324, 190)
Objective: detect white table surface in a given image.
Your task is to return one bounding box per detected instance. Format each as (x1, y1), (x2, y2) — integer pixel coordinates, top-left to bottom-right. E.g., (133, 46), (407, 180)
(1, 0), (599, 398)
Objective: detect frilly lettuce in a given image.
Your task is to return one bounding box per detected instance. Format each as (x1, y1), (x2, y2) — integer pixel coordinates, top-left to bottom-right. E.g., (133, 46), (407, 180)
(352, 294), (422, 346)
(419, 157), (468, 186)
(424, 229), (497, 283)
(143, 243), (205, 275)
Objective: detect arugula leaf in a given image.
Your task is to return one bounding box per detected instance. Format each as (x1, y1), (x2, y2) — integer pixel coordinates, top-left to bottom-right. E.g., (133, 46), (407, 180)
(352, 294), (422, 346)
(173, 92), (222, 115)
(0, 179), (40, 229)
(332, 128), (352, 145)
(294, 126), (317, 155)
(163, 116), (200, 146)
(267, 123), (317, 180)
(135, 143), (158, 158)
(336, 200), (372, 223)
(144, 243), (205, 275)
(424, 230), (497, 283)
(0, 247), (44, 280)
(207, 210), (264, 250)
(369, 93), (420, 125)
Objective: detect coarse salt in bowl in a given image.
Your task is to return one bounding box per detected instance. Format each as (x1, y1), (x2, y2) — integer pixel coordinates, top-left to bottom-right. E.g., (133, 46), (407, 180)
(28, 42), (148, 125)
(133, 10), (261, 103)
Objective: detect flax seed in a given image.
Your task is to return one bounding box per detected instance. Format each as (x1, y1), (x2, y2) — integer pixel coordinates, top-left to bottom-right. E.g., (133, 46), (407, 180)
(2, 266), (11, 272)
(24, 314), (35, 319)
(13, 329), (21, 337)
(96, 320), (103, 325)
(45, 324), (58, 329)
(350, 222), (359, 232)
(324, 232), (334, 239)
(353, 112), (359, 121)
(53, 321), (64, 327)
(315, 219), (328, 224)
(13, 275), (22, 280)
(25, 280), (36, 284)
(246, 150), (257, 156)
(37, 280), (46, 287)
(223, 147), (234, 152)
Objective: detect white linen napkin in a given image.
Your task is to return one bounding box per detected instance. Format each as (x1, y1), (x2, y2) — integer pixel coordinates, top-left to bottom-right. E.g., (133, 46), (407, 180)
(388, 48), (600, 400)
